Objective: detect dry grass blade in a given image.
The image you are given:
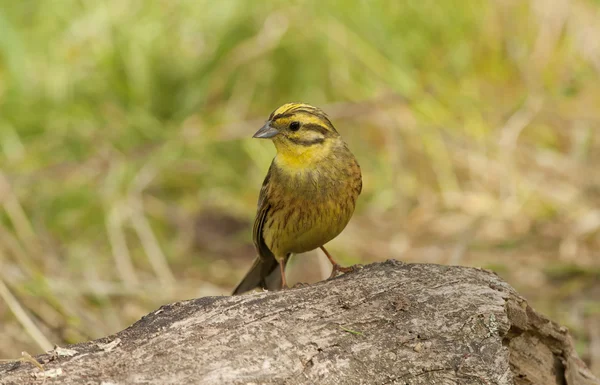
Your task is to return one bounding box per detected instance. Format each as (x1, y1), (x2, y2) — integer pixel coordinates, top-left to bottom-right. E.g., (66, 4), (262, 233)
(0, 276), (53, 352)
(105, 204), (139, 289)
(0, 173), (38, 254)
(130, 198), (175, 289)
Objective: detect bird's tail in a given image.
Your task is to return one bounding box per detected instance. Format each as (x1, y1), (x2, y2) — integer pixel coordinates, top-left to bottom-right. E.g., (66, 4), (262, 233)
(231, 255), (283, 295)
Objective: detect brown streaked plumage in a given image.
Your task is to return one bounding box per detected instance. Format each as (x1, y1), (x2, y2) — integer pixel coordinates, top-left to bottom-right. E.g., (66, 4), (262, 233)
(232, 103), (362, 295)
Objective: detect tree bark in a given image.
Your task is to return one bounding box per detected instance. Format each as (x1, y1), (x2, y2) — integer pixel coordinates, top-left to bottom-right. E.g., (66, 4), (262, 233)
(0, 260), (598, 385)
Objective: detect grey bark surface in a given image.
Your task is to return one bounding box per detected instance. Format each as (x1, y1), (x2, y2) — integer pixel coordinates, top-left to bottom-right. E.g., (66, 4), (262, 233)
(0, 260), (598, 385)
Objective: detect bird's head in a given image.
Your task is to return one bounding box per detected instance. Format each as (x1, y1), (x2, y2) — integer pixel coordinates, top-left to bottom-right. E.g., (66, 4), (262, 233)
(253, 103), (341, 166)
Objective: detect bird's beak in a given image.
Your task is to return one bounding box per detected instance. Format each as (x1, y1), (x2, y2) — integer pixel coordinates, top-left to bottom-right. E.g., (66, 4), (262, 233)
(253, 122), (279, 139)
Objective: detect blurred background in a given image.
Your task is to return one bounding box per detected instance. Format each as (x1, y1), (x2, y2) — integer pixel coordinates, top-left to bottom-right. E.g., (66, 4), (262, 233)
(0, 0), (599, 375)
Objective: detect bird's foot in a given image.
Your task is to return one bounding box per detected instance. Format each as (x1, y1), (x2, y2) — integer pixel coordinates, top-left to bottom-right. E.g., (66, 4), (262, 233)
(328, 263), (363, 279)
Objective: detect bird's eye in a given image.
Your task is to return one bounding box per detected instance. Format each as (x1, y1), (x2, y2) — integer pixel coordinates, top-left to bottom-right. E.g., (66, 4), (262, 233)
(289, 121), (300, 131)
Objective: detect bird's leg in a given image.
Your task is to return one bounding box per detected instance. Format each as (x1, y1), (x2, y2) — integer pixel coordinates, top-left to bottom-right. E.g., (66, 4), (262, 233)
(320, 246), (356, 279)
(279, 258), (288, 289)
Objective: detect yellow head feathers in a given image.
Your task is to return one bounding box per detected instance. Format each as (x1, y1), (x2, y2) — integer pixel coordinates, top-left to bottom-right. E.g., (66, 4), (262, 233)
(268, 103), (337, 134)
(252, 102), (343, 168)
(253, 103), (338, 141)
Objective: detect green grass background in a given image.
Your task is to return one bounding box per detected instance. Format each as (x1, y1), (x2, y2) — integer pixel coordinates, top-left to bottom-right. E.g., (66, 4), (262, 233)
(1, 0), (599, 374)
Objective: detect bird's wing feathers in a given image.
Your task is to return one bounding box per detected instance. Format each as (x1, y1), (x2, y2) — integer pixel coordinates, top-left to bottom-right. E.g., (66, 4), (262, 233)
(252, 163), (275, 261)
(232, 164), (280, 295)
(253, 203), (272, 259)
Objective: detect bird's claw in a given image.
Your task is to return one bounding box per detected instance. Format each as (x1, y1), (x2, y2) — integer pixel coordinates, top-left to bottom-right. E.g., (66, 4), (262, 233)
(328, 263), (363, 279)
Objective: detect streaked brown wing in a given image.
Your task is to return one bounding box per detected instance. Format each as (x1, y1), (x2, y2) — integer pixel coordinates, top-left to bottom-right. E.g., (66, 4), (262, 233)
(252, 162), (275, 261)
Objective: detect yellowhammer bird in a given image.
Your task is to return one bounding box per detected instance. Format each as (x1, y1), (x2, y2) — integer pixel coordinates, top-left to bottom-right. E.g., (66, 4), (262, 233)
(232, 103), (362, 295)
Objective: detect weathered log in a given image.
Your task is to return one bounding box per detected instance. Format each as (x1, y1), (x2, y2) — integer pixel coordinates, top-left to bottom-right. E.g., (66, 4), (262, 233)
(0, 260), (598, 385)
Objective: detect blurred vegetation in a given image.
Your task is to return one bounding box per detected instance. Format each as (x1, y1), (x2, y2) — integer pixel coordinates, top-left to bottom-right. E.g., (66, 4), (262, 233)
(0, 0), (599, 375)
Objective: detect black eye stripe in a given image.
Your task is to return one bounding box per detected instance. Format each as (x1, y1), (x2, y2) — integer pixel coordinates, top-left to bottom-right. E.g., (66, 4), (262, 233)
(287, 137), (325, 146)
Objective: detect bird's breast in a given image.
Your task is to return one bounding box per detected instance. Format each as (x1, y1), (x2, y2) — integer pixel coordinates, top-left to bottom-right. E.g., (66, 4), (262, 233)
(263, 158), (361, 256)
